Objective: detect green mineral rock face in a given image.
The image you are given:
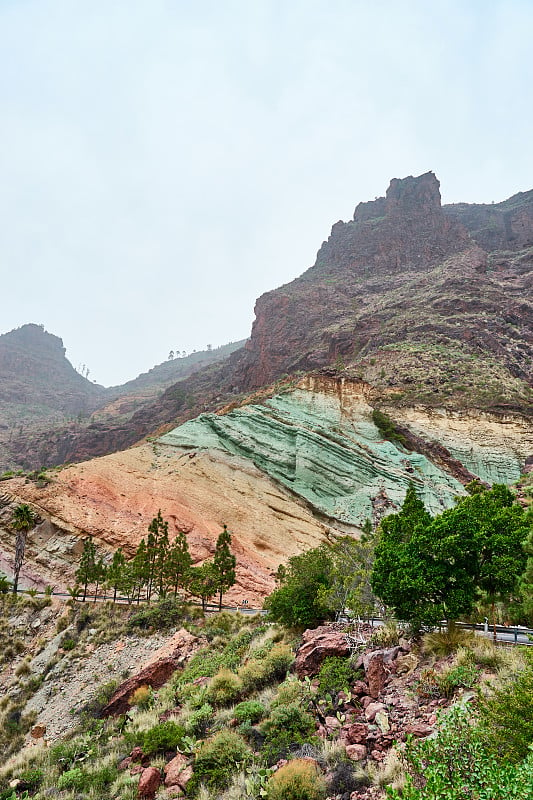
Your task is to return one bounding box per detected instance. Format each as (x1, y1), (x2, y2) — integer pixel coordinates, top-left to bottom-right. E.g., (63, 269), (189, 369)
(159, 387), (466, 526)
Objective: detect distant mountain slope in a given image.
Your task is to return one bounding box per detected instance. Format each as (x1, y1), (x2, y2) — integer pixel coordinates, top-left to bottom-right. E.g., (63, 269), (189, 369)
(110, 340), (245, 396)
(0, 328), (245, 470)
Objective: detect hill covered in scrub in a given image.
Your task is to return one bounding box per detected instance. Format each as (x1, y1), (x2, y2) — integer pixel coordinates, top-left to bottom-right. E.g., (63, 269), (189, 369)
(0, 594), (532, 800)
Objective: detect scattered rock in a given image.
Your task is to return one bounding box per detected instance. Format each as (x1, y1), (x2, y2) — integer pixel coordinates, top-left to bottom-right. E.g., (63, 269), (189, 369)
(352, 680), (369, 696)
(346, 744), (367, 761)
(295, 625), (350, 678)
(343, 722), (368, 745)
(364, 702), (387, 722)
(138, 767), (161, 799)
(396, 652), (419, 675)
(405, 722), (433, 738)
(164, 754), (192, 789)
(375, 710), (390, 733)
(366, 653), (387, 698)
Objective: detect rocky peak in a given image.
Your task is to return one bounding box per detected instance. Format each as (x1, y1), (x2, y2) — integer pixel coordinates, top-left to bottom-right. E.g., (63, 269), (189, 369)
(354, 172), (441, 223)
(385, 171), (441, 216)
(0, 323), (66, 360)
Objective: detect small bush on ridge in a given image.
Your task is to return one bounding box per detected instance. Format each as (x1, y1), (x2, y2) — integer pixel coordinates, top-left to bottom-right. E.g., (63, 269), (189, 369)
(317, 656), (354, 695)
(266, 758), (326, 800)
(191, 730), (251, 792)
(233, 700), (266, 724)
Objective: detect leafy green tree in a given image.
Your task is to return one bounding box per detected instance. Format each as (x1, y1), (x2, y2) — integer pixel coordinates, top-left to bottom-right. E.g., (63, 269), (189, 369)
(11, 503), (37, 594)
(519, 511), (533, 623)
(318, 534), (377, 619)
(188, 562), (218, 611)
(213, 524), (237, 610)
(371, 483), (529, 632)
(75, 537), (98, 602)
(371, 483), (474, 629)
(264, 546), (334, 628)
(165, 530), (192, 597)
(456, 485), (529, 638)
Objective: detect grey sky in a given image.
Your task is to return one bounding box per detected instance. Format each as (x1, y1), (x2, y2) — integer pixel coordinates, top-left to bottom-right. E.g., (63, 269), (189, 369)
(1, 0), (532, 386)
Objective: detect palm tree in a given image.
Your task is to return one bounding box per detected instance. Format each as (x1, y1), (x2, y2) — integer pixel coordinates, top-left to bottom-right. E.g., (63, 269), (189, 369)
(11, 503), (37, 594)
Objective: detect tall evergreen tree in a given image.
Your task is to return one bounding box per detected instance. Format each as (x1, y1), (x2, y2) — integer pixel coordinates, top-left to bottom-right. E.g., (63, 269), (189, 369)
(131, 539), (149, 603)
(75, 538), (98, 602)
(213, 524), (237, 610)
(146, 510), (169, 603)
(188, 562), (218, 611)
(165, 530), (192, 597)
(106, 548), (126, 602)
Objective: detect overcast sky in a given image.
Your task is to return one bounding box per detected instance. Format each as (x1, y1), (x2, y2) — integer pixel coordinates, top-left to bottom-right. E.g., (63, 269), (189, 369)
(1, 1), (532, 386)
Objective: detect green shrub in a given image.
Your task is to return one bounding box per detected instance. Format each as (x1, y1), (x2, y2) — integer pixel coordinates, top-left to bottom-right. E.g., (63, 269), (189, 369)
(372, 409), (409, 448)
(17, 768), (43, 792)
(422, 628), (475, 657)
(317, 656), (354, 695)
(478, 650), (533, 763)
(178, 628), (256, 688)
(387, 704), (533, 800)
(264, 644), (295, 681)
(135, 721), (186, 756)
(266, 758), (326, 800)
(127, 598), (189, 631)
(436, 661), (480, 699)
(270, 679), (307, 710)
(261, 703), (317, 764)
(191, 730), (251, 792)
(57, 767), (86, 791)
(238, 644), (294, 693)
(185, 703), (213, 736)
(49, 737), (95, 771)
(129, 685), (153, 710)
(205, 668), (243, 706)
(234, 700), (266, 724)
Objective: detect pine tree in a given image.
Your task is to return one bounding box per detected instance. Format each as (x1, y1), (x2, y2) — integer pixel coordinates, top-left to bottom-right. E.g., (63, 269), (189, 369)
(75, 538), (98, 602)
(92, 557), (107, 602)
(188, 562), (218, 611)
(213, 524), (237, 611)
(165, 530), (192, 597)
(146, 511), (169, 603)
(106, 548), (126, 602)
(131, 539), (150, 603)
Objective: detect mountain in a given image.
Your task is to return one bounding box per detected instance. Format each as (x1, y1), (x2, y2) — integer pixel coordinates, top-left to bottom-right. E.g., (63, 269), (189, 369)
(0, 330), (244, 471)
(9, 171), (531, 471)
(1, 172), (532, 601)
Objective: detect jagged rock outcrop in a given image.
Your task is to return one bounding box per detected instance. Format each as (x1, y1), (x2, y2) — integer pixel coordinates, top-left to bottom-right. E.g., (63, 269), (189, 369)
(101, 628), (199, 716)
(236, 173), (533, 396)
(444, 188), (533, 251)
